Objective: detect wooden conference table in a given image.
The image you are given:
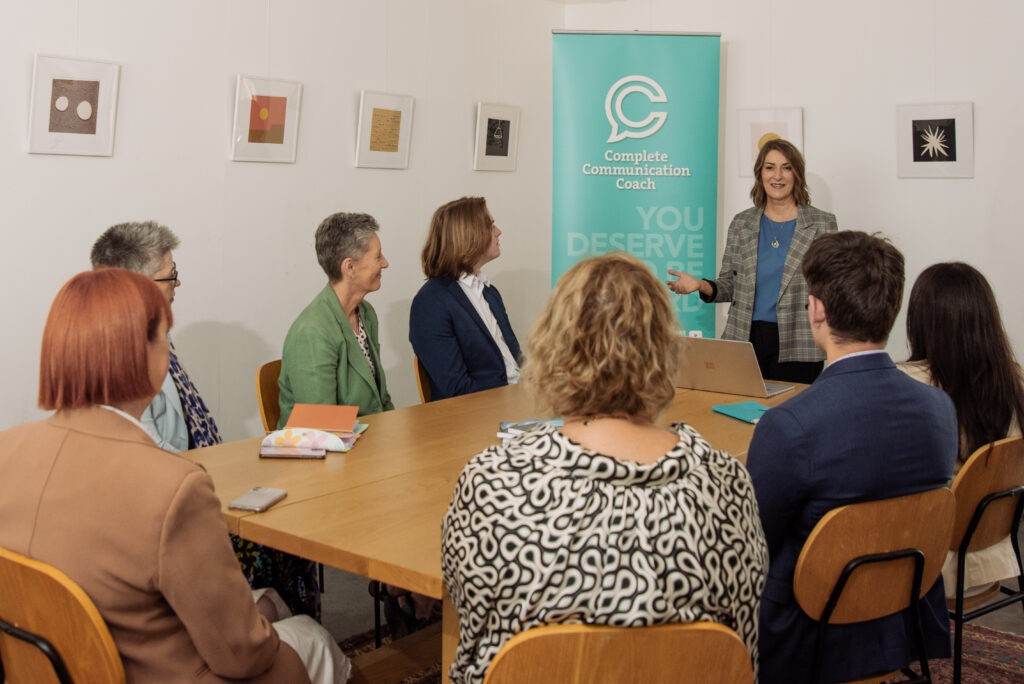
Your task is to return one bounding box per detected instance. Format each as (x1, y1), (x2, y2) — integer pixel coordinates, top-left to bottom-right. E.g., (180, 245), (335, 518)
(184, 383), (802, 681)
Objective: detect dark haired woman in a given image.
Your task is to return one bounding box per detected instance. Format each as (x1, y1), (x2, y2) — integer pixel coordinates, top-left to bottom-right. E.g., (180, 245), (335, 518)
(899, 261), (1024, 597)
(668, 138), (837, 383)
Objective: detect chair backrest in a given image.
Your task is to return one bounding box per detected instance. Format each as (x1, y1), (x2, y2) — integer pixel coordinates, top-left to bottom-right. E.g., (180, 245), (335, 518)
(0, 546), (125, 684)
(793, 487), (955, 624)
(256, 359), (282, 432)
(950, 436), (1024, 553)
(413, 356), (432, 404)
(482, 622), (753, 684)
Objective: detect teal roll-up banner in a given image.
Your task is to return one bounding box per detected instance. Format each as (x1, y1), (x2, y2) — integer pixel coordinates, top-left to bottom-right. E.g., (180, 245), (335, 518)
(552, 31), (721, 336)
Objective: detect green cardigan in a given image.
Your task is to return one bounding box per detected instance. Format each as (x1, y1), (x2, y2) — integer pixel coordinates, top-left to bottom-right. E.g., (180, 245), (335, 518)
(278, 284), (393, 427)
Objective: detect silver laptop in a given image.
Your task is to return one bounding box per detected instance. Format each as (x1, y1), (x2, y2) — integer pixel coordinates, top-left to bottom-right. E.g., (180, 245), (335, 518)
(674, 337), (795, 398)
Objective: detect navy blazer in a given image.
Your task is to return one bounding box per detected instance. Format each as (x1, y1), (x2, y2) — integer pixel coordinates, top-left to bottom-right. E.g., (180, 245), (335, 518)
(409, 277), (521, 400)
(746, 352), (958, 684)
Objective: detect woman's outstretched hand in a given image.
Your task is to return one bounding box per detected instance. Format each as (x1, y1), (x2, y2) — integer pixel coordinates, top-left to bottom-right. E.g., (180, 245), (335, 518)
(667, 269), (706, 296)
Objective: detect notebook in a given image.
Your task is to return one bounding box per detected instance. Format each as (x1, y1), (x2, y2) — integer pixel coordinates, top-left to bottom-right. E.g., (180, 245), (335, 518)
(284, 404), (358, 434)
(712, 401), (771, 425)
(674, 337), (795, 398)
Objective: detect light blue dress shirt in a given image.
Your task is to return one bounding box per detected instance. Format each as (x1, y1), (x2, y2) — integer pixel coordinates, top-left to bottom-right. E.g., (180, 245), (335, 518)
(141, 369), (188, 452)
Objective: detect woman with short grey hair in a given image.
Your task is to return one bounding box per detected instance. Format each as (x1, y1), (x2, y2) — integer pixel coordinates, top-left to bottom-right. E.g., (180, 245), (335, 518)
(278, 212), (394, 425)
(91, 221), (216, 449)
(92, 221), (321, 622)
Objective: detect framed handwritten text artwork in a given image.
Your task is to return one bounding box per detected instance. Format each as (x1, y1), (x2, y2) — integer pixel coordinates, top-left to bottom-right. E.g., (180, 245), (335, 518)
(355, 91), (414, 169)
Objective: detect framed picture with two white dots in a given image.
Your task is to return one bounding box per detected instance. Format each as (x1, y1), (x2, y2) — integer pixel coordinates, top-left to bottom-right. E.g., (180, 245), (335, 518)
(28, 54), (121, 157)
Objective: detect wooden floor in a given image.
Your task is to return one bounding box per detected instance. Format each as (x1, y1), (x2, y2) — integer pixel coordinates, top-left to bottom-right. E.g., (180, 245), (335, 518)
(348, 622), (441, 684)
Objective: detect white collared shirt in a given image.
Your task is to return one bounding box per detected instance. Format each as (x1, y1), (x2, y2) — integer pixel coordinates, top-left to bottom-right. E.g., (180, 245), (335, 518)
(457, 272), (520, 384)
(99, 404), (158, 444)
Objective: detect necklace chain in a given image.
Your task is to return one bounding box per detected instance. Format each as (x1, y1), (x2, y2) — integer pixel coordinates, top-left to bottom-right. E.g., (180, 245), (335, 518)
(764, 215), (794, 250)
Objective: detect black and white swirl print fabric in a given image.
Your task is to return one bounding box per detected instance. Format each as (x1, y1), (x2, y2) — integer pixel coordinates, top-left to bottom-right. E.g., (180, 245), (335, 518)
(441, 423), (768, 684)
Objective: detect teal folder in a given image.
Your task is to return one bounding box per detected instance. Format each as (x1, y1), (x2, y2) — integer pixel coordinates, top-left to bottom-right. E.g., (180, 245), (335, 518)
(712, 401), (770, 425)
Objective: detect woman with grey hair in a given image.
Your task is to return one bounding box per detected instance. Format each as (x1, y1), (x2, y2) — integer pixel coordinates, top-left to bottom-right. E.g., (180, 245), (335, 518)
(93, 221), (321, 622)
(91, 221), (220, 450)
(278, 212), (394, 425)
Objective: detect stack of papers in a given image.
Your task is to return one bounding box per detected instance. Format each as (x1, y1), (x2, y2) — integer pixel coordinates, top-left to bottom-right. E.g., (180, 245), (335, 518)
(260, 403), (366, 458)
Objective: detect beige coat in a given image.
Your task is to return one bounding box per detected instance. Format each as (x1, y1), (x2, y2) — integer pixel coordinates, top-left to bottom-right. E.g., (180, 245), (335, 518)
(0, 407), (309, 683)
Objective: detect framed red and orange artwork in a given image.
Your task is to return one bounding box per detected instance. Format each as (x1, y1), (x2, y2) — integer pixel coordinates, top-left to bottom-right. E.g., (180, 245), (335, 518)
(231, 75), (302, 163)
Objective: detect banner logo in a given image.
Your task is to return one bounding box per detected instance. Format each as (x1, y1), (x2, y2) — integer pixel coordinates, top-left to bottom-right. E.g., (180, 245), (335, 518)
(605, 75), (668, 143)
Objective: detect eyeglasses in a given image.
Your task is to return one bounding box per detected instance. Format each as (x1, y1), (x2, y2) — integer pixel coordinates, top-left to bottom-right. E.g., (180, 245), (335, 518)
(153, 263), (179, 284)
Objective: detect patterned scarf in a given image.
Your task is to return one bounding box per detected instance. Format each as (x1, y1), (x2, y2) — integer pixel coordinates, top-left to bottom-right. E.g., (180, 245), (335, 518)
(168, 344), (222, 448)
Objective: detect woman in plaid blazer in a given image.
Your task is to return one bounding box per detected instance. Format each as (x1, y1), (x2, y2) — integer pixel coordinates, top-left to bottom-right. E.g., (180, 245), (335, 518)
(668, 138), (837, 383)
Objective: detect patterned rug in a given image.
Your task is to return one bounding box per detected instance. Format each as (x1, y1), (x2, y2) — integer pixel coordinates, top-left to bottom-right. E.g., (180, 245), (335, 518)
(925, 623), (1024, 684)
(339, 622), (1023, 684)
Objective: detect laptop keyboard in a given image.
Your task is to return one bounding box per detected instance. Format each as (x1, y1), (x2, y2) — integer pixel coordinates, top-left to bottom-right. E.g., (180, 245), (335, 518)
(764, 381), (795, 397)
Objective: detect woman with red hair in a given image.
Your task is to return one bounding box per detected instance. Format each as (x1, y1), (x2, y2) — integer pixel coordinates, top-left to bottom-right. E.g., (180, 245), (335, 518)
(0, 269), (348, 683)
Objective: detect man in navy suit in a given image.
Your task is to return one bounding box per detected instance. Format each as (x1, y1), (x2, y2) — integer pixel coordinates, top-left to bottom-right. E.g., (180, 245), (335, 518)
(747, 231), (957, 683)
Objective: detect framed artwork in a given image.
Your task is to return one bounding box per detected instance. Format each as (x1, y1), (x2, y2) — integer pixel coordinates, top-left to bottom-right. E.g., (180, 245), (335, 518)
(474, 103), (521, 171)
(28, 54), (121, 156)
(355, 91), (415, 169)
(231, 75), (302, 163)
(897, 103), (974, 178)
(736, 108), (803, 176)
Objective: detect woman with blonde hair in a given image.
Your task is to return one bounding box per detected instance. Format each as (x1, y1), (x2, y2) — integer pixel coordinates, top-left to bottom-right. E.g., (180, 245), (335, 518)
(442, 252), (767, 683)
(410, 196), (520, 400)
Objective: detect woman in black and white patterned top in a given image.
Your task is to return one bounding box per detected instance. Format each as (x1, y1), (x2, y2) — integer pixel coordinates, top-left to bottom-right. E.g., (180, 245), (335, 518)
(442, 253), (768, 683)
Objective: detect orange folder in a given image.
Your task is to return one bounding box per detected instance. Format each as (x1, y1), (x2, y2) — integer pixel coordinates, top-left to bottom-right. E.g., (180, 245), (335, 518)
(284, 404), (358, 434)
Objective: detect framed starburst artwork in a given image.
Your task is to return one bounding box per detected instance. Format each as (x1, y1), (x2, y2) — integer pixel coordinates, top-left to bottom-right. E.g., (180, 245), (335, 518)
(897, 103), (973, 178)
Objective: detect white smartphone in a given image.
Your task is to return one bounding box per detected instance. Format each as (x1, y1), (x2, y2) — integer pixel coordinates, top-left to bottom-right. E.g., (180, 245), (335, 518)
(228, 486), (287, 512)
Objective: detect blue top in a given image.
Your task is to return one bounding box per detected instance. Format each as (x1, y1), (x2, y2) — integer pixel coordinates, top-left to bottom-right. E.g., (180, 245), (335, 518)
(752, 215), (797, 322)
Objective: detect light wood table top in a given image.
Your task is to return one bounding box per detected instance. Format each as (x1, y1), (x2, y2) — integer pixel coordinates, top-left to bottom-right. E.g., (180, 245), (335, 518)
(185, 383), (803, 593)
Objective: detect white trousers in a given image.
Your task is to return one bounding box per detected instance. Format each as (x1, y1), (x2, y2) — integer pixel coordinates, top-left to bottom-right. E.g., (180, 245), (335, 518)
(253, 588), (351, 683)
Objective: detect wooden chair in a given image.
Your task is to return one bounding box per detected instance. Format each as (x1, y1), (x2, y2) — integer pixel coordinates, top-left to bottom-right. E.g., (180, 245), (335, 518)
(793, 488), (955, 684)
(254, 358), (329, 622)
(256, 359), (282, 432)
(947, 436), (1024, 683)
(413, 356), (432, 404)
(0, 546), (125, 684)
(482, 622), (753, 684)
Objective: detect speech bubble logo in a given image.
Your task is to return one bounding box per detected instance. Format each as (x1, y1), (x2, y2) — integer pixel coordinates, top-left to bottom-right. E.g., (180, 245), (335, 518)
(605, 75), (668, 143)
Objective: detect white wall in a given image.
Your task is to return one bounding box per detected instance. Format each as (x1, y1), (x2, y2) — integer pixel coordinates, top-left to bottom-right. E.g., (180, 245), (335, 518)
(0, 0), (564, 436)
(4, 0), (1022, 436)
(567, 0), (1024, 362)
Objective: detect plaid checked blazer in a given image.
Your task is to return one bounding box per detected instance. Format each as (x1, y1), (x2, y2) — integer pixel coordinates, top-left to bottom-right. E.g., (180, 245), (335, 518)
(703, 204), (838, 363)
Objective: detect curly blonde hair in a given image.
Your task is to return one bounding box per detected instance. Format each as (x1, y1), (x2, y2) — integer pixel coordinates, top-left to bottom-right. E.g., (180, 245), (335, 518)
(523, 252), (682, 422)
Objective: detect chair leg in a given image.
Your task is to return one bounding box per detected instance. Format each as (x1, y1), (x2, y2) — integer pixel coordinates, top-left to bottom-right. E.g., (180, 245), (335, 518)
(908, 596), (931, 683)
(369, 580), (383, 648)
